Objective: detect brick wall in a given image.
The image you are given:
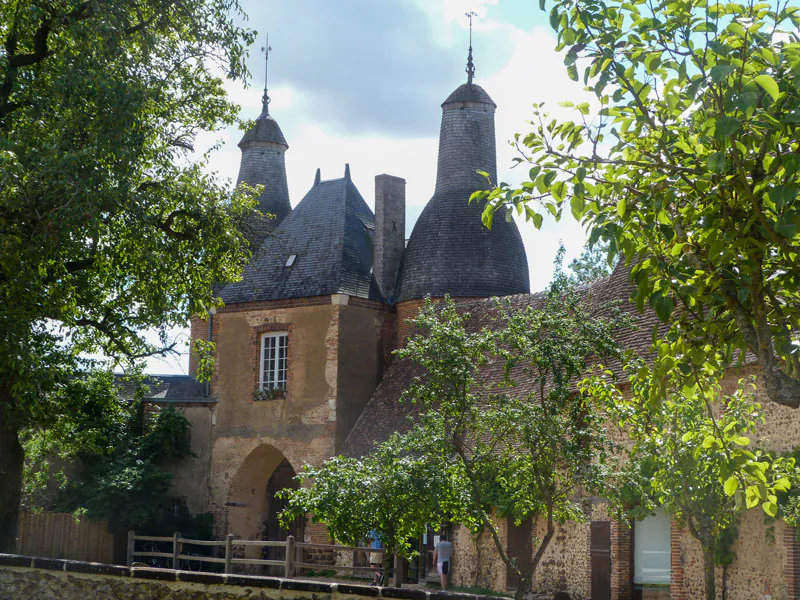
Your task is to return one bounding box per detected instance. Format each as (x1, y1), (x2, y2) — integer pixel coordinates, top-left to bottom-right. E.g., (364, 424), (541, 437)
(188, 316), (208, 375)
(373, 175), (406, 301)
(785, 526), (798, 600)
(395, 299), (425, 348)
(611, 520), (632, 600)
(669, 521), (683, 600)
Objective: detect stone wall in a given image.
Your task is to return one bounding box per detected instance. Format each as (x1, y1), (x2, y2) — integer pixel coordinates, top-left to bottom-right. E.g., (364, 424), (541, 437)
(0, 554), (505, 600)
(671, 509), (787, 600)
(450, 522), (507, 592)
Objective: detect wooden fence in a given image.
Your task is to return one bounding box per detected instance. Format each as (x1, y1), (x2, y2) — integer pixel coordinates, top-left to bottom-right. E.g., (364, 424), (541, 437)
(17, 511), (114, 564)
(127, 531), (396, 582)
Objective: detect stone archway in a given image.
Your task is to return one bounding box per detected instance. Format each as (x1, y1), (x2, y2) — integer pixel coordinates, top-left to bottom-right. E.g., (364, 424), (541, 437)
(263, 458), (303, 544)
(226, 443), (303, 569)
(261, 457), (303, 574)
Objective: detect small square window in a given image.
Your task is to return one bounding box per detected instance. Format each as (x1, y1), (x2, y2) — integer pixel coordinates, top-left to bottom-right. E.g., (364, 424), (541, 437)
(285, 254), (297, 267)
(260, 332), (288, 391)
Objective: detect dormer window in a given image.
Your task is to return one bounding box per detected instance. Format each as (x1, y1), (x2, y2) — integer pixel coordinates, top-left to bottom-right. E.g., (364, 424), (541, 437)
(260, 332), (288, 390)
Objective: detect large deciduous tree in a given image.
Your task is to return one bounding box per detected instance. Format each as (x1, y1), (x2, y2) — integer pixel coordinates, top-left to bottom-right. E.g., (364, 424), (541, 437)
(278, 431), (453, 586)
(396, 267), (622, 599)
(477, 0), (800, 407)
(592, 362), (797, 600)
(0, 0), (256, 551)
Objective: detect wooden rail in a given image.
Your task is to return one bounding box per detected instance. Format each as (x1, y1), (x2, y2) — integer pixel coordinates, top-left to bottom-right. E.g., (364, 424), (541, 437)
(127, 531), (388, 581)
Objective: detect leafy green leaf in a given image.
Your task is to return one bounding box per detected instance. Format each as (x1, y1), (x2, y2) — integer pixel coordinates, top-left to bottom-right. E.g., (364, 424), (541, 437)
(754, 75), (780, 101)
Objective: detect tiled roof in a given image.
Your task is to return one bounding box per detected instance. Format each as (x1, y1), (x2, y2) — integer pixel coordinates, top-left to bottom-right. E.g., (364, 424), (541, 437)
(239, 113), (288, 148)
(341, 261), (662, 458)
(442, 83), (497, 107)
(219, 171), (380, 304)
(116, 375), (215, 404)
(397, 189), (530, 301)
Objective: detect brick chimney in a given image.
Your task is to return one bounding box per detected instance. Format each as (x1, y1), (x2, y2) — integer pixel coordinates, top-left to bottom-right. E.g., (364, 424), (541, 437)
(373, 174), (406, 302)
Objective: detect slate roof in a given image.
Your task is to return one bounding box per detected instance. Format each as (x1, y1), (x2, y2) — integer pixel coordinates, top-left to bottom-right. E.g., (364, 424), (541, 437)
(442, 82), (497, 107)
(341, 261), (661, 458)
(397, 190), (530, 301)
(116, 375), (215, 404)
(239, 113), (288, 148)
(219, 170), (381, 304)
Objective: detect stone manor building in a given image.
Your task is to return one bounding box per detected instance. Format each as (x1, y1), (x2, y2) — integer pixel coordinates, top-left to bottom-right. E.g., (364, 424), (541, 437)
(143, 54), (800, 600)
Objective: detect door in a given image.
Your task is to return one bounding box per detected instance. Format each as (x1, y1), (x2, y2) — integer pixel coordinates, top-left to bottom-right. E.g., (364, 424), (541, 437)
(591, 521), (612, 600)
(506, 517), (533, 591)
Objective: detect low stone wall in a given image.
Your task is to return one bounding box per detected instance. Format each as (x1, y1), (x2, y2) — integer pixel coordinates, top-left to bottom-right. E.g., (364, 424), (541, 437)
(0, 554), (523, 600)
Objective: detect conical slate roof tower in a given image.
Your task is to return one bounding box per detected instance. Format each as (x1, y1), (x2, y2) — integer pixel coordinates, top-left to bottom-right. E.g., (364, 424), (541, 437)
(397, 45), (529, 301)
(235, 43), (291, 230)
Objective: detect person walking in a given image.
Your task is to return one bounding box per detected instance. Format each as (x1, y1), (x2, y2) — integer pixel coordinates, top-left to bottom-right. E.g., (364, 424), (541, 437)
(368, 530), (383, 585)
(433, 532), (453, 590)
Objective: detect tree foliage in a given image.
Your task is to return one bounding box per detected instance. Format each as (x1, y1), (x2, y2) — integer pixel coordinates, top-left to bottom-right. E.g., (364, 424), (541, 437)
(395, 267), (622, 599)
(476, 0), (800, 408)
(591, 362), (797, 600)
(568, 240), (617, 284)
(0, 0), (256, 550)
(278, 431), (453, 586)
(24, 371), (195, 532)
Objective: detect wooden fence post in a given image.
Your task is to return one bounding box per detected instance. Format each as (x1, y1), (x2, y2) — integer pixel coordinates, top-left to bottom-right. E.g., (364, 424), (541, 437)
(225, 534), (233, 574)
(172, 532), (180, 570)
(285, 535), (295, 579)
(126, 531), (135, 566)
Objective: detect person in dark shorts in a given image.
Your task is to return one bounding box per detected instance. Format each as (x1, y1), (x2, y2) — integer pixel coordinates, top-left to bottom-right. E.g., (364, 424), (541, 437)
(368, 530), (383, 584)
(433, 532), (453, 590)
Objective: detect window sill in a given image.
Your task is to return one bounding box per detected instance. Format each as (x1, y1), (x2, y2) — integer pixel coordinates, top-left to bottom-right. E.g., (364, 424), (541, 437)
(254, 389), (287, 401)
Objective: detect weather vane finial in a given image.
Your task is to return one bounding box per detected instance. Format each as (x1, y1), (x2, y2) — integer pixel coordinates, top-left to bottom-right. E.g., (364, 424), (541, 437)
(465, 11), (477, 84)
(261, 33), (272, 115)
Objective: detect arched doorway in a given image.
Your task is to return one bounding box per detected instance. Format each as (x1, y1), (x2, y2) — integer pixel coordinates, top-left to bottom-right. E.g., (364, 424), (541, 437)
(261, 457), (304, 574)
(226, 443), (303, 573)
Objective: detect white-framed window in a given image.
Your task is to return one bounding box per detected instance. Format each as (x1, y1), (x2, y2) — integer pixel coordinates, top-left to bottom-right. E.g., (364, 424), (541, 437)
(260, 332), (288, 391)
(634, 507), (671, 585)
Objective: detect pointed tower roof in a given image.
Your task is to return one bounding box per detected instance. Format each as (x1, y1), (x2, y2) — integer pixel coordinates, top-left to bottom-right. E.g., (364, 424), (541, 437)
(397, 34), (529, 301)
(235, 36), (291, 229)
(239, 112), (288, 148)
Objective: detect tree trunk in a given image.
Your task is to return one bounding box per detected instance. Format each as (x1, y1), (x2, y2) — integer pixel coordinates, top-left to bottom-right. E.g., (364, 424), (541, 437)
(474, 530), (483, 587)
(702, 546), (716, 600)
(721, 563), (728, 600)
(514, 576), (528, 600)
(0, 390), (23, 553)
(381, 549), (392, 586)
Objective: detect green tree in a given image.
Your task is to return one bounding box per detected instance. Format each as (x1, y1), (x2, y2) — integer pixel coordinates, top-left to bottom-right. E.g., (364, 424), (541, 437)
(278, 431), (453, 586)
(396, 269), (622, 599)
(591, 362), (796, 600)
(568, 240), (617, 284)
(0, 0), (256, 551)
(476, 0), (800, 408)
(24, 371), (196, 532)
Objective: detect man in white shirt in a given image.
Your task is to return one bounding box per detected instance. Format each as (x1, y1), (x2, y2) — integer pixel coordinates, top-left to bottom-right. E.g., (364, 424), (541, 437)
(433, 532), (453, 590)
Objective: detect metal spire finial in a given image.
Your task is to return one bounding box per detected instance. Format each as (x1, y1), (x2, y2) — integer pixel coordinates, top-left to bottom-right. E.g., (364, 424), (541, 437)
(465, 11), (477, 85)
(261, 33), (272, 115)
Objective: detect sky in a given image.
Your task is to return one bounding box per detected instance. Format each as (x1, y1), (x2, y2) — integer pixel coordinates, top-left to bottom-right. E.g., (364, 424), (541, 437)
(148, 0), (596, 374)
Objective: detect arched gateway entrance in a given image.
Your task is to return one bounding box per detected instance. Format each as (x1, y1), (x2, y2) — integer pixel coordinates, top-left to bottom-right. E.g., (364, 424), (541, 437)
(226, 444), (303, 573)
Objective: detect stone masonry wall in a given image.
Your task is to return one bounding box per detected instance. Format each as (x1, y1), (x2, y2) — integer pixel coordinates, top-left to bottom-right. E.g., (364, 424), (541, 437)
(450, 522), (508, 593)
(0, 555), (502, 600)
(670, 509), (787, 600)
